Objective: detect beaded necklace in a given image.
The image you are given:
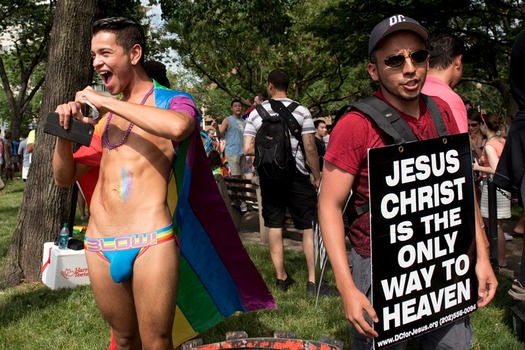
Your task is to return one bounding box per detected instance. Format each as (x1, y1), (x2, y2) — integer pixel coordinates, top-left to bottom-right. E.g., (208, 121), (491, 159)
(103, 85), (154, 153)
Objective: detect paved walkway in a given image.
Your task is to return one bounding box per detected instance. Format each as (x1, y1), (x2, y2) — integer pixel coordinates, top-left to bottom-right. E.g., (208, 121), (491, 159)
(238, 210), (524, 278)
(238, 211), (304, 252)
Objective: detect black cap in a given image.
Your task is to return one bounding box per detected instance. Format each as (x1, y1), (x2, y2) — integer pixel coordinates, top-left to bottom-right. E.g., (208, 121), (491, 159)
(368, 15), (428, 57)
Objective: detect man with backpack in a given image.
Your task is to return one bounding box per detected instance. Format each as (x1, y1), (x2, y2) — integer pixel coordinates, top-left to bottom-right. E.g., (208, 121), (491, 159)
(244, 69), (336, 296)
(318, 15), (497, 349)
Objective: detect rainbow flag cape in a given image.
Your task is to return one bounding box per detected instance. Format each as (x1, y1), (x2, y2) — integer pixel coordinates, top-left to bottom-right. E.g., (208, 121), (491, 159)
(75, 81), (275, 348)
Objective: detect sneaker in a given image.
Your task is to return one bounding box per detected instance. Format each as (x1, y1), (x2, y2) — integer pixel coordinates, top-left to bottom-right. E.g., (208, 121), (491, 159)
(306, 280), (339, 297)
(504, 232), (513, 241)
(275, 273), (296, 292)
(509, 279), (525, 301)
(239, 201), (248, 212)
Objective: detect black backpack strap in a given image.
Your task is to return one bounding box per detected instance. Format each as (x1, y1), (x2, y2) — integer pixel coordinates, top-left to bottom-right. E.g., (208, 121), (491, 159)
(346, 95), (448, 223)
(255, 104), (272, 121)
(268, 99), (302, 141)
(269, 99), (310, 173)
(421, 94), (448, 137)
(351, 96), (417, 144)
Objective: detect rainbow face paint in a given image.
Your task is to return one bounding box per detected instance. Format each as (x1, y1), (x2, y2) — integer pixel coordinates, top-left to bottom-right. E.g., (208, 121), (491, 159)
(120, 168), (133, 200)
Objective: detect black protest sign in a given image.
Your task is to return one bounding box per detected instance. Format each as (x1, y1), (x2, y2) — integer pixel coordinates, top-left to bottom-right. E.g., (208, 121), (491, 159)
(368, 134), (477, 348)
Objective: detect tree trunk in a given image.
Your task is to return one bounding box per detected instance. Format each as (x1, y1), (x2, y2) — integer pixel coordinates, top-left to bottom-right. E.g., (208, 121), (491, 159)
(0, 0), (98, 288)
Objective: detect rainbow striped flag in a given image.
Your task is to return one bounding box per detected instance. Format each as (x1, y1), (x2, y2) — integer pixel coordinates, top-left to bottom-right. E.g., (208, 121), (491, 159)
(75, 82), (275, 348)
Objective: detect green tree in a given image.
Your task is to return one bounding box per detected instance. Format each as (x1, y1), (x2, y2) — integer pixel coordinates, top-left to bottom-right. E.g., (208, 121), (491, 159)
(156, 0), (525, 118)
(156, 0), (358, 116)
(0, 0), (53, 140)
(308, 0), (525, 116)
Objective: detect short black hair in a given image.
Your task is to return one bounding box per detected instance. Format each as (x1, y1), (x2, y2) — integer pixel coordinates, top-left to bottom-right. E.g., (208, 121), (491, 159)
(231, 99), (242, 107)
(144, 60), (170, 88)
(314, 119), (326, 128)
(468, 110), (483, 124)
(267, 69), (289, 91)
(92, 17), (146, 65)
(427, 32), (464, 70)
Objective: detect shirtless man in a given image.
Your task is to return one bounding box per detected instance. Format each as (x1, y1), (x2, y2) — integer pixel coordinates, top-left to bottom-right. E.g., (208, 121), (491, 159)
(53, 17), (197, 349)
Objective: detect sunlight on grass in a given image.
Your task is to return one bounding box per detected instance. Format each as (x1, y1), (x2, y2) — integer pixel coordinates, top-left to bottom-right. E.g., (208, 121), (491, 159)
(1, 185), (524, 349)
(0, 180), (25, 272)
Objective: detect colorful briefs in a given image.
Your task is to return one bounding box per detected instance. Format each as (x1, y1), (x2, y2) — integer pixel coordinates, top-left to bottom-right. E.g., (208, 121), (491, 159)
(84, 224), (177, 283)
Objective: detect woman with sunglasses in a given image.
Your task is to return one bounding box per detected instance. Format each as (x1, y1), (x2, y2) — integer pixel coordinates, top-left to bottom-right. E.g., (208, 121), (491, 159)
(473, 112), (512, 269)
(468, 110), (485, 159)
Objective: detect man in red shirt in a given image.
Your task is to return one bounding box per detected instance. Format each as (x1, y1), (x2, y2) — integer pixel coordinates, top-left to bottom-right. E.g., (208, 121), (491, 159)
(318, 14), (497, 349)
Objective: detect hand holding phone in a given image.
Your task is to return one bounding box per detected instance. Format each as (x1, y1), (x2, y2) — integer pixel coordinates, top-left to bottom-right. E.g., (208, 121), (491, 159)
(44, 112), (94, 146)
(80, 98), (100, 120)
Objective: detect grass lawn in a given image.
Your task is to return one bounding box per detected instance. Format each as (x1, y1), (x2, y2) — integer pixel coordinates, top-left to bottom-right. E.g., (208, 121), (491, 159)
(1, 179), (524, 349)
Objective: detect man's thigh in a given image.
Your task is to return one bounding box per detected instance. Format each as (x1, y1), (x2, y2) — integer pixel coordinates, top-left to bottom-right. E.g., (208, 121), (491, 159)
(419, 316), (473, 350)
(260, 178), (288, 228)
(132, 240), (180, 343)
(85, 251), (140, 337)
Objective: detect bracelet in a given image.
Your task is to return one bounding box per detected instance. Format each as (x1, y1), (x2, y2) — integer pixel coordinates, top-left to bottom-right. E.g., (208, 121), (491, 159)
(480, 223), (485, 229)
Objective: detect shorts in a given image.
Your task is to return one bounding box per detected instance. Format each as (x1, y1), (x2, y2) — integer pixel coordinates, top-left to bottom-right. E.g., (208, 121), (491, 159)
(480, 180), (511, 219)
(260, 173), (316, 230)
(348, 249), (474, 350)
(22, 166), (30, 180)
(226, 153), (245, 177)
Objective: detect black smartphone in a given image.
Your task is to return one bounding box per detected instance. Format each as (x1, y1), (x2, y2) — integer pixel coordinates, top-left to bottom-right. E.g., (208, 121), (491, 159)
(44, 112), (94, 146)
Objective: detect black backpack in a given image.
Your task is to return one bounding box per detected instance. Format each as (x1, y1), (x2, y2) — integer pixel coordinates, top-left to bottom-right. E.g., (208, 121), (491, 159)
(254, 100), (300, 180)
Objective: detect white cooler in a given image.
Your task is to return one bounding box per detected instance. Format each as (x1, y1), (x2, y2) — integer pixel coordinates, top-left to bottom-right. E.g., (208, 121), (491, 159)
(42, 242), (90, 289)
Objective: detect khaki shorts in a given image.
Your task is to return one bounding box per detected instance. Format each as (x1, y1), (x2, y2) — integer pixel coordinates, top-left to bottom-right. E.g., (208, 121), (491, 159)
(225, 154), (245, 177)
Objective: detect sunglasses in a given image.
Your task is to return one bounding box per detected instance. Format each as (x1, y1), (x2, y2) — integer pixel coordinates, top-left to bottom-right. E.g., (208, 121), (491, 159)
(383, 49), (429, 68)
(468, 123), (479, 127)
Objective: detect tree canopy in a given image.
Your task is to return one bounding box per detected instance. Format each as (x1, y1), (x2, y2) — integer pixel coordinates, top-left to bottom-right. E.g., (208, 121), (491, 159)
(157, 0), (363, 117)
(156, 0), (525, 117)
(0, 0), (54, 139)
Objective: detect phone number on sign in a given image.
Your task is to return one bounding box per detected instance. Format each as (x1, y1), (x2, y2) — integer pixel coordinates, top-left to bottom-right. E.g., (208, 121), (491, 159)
(439, 304), (477, 326)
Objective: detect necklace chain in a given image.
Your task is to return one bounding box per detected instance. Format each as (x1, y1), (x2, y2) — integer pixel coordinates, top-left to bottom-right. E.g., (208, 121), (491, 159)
(103, 85), (154, 151)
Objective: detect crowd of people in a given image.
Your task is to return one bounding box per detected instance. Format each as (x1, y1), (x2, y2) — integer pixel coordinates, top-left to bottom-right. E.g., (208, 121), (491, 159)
(21, 12), (525, 350)
(0, 127), (35, 193)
